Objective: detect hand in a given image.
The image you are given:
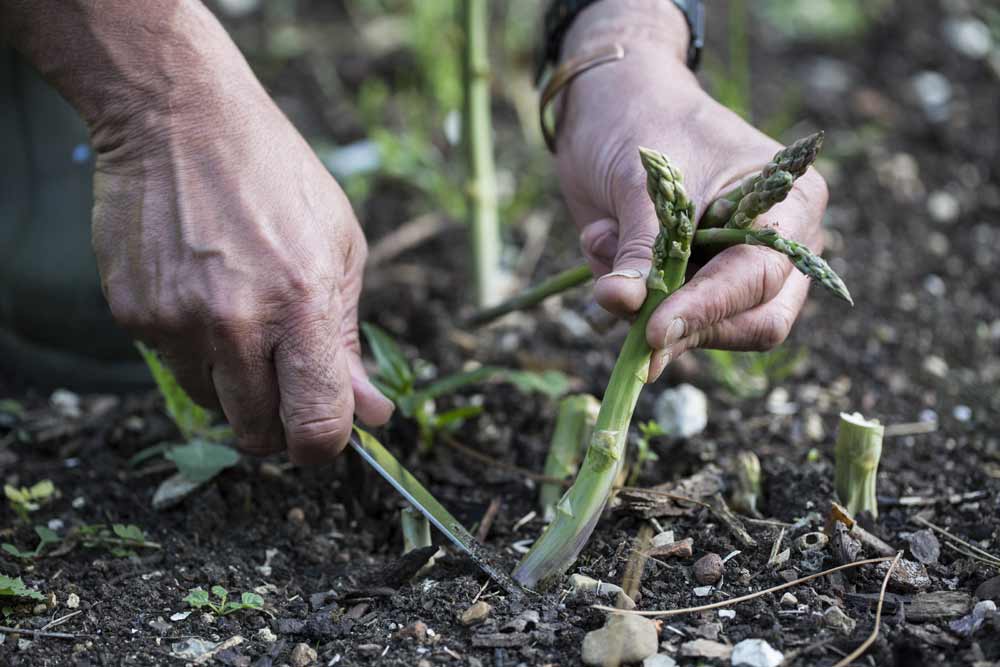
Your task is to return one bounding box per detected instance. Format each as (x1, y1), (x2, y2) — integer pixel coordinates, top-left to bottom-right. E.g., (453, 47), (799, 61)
(89, 39), (393, 462)
(554, 2), (829, 382)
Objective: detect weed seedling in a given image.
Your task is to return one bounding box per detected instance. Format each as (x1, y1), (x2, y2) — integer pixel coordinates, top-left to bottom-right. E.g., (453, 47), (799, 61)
(183, 586), (264, 616)
(5, 480), (55, 522)
(627, 420), (666, 487)
(2, 525), (59, 560)
(0, 574), (44, 602)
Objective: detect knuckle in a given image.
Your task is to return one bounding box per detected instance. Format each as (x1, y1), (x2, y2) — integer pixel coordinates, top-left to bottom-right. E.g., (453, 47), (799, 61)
(758, 254), (791, 304)
(754, 309), (794, 350)
(283, 410), (350, 451)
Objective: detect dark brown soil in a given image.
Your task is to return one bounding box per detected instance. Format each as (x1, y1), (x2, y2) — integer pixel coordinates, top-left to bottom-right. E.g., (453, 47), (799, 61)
(2, 1), (999, 666)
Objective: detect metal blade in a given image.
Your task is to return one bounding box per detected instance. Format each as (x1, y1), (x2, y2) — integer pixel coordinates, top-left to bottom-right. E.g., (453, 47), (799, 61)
(349, 428), (522, 596)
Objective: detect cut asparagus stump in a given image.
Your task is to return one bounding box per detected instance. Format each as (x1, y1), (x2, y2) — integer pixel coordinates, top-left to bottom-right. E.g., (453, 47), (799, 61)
(539, 394), (601, 522)
(512, 147), (694, 590)
(834, 412), (885, 519)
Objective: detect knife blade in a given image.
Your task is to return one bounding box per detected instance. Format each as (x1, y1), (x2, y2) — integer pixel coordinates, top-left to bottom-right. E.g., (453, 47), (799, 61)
(349, 428), (523, 596)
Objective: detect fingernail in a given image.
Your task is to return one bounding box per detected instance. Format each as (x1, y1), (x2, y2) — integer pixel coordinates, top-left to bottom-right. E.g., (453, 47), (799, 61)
(662, 318), (686, 347)
(597, 268), (644, 281)
(647, 347), (672, 383)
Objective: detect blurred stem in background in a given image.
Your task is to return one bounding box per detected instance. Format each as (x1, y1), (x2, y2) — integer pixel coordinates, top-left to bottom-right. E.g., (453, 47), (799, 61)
(462, 0), (502, 308)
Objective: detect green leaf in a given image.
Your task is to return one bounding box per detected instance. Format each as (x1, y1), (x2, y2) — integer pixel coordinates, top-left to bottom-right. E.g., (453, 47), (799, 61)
(0, 574), (44, 600)
(183, 588), (210, 608)
(136, 342), (213, 440)
(210, 585), (228, 601)
(1, 543), (35, 560)
(4, 485), (27, 504)
(0, 399), (24, 418)
(34, 525), (59, 546)
(165, 440), (240, 484)
(112, 524), (146, 543)
(361, 323), (415, 396)
(28, 480), (54, 501)
(432, 405), (483, 430)
(505, 370), (571, 398)
(239, 592), (264, 608)
(128, 443), (171, 467)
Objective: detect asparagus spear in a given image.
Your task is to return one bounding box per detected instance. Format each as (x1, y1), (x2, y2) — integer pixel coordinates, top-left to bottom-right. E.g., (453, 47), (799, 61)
(511, 148), (694, 589)
(539, 394), (601, 522)
(725, 170), (794, 230)
(834, 412), (885, 519)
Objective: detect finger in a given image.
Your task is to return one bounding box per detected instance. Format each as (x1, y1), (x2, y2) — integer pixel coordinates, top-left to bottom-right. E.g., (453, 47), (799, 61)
(210, 336), (284, 457)
(348, 353), (394, 426)
(578, 218), (617, 276)
(592, 177), (660, 316)
(646, 272), (811, 383)
(274, 302), (355, 465)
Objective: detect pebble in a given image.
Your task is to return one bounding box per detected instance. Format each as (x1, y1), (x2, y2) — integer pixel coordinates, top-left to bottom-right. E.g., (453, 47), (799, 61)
(780, 593), (798, 608)
(731, 639), (783, 667)
(286, 507), (306, 524)
(693, 586), (714, 597)
(50, 388), (82, 418)
(289, 642), (318, 667)
(911, 71), (952, 121)
(581, 614), (659, 666)
(923, 274), (946, 297)
(927, 191), (960, 224)
(66, 593), (80, 609)
(879, 559), (932, 593)
(976, 576), (1000, 602)
(680, 639), (732, 661)
(256, 627), (277, 643)
(877, 153), (923, 202)
(805, 413), (825, 442)
(460, 601), (491, 626)
(397, 621), (428, 642)
(949, 600), (996, 637)
(823, 607), (857, 636)
(653, 384), (708, 438)
(718, 609), (736, 620)
(922, 355), (949, 379)
(907, 530), (941, 564)
(357, 644), (383, 657)
(953, 405), (973, 422)
(765, 387), (797, 416)
(693, 553), (725, 585)
(943, 17), (993, 59)
(643, 655), (678, 667)
(651, 531), (676, 548)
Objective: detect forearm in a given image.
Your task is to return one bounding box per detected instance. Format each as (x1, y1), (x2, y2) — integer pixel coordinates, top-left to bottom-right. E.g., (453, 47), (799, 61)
(0, 0), (268, 153)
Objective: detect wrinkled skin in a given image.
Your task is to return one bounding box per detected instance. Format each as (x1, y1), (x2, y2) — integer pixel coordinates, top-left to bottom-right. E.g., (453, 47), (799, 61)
(555, 2), (829, 381)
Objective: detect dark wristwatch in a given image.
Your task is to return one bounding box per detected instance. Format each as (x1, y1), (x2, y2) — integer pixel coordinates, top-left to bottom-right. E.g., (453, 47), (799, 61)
(537, 0), (704, 81)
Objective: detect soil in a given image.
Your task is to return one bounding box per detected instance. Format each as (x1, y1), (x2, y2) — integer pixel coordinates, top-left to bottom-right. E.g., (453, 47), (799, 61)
(2, 1), (999, 666)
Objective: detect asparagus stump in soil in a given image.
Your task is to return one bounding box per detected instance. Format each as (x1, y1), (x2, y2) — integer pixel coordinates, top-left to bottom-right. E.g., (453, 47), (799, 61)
(834, 412), (885, 519)
(512, 147), (694, 589)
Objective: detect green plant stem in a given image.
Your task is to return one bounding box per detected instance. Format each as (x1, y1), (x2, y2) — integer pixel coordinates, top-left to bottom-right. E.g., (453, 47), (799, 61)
(465, 264), (592, 327)
(835, 412), (884, 519)
(462, 0), (501, 308)
(512, 148), (693, 590)
(539, 394), (601, 522)
(401, 505), (433, 553)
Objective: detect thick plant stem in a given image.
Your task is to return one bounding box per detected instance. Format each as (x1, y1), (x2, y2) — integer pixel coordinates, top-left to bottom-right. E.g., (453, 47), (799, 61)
(466, 264), (592, 328)
(512, 148), (694, 590)
(401, 505), (433, 554)
(462, 0), (501, 308)
(834, 412), (884, 519)
(539, 394), (601, 522)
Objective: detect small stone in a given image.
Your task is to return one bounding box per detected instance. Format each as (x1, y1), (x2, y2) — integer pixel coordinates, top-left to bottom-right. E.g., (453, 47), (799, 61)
(923, 274), (946, 297)
(696, 622), (722, 641)
(256, 627), (277, 643)
(906, 530), (941, 565)
(569, 574), (625, 598)
(693, 553), (724, 585)
(878, 559), (932, 593)
(582, 614), (659, 666)
(648, 538), (694, 559)
(718, 609), (736, 620)
(286, 507), (306, 524)
(975, 575), (1000, 602)
(765, 387), (797, 416)
(460, 601), (491, 626)
(651, 531), (676, 548)
(780, 593), (798, 608)
(148, 617), (172, 634)
(805, 413), (825, 442)
(32, 603), (47, 615)
(643, 655), (678, 667)
(17, 639), (32, 651)
(911, 71), (952, 121)
(50, 388), (82, 418)
(71, 496), (86, 509)
(949, 600), (996, 637)
(953, 405), (973, 422)
(680, 639), (732, 660)
(943, 17), (993, 59)
(357, 643), (383, 657)
(693, 586), (714, 597)
(823, 607), (856, 636)
(66, 593), (80, 609)
(397, 621), (428, 642)
(653, 384), (708, 438)
(731, 638), (783, 667)
(922, 355), (949, 379)
(289, 642), (318, 667)
(927, 191), (959, 224)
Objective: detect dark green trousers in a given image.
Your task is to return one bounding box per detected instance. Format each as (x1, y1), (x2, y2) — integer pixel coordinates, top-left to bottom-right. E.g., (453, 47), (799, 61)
(0, 51), (148, 390)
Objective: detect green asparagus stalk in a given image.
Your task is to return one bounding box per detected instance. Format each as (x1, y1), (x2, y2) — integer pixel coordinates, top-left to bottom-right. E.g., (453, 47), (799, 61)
(731, 450), (762, 517)
(539, 394), (601, 522)
(462, 0), (501, 308)
(725, 170), (794, 230)
(834, 412), (885, 519)
(702, 131), (825, 228)
(512, 148), (694, 590)
(465, 264), (592, 328)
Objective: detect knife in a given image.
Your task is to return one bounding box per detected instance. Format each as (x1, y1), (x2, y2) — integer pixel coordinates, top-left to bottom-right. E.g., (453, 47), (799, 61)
(349, 427), (523, 596)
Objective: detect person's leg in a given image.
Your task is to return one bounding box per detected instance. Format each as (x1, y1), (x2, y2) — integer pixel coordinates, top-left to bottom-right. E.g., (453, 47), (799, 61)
(0, 49), (149, 390)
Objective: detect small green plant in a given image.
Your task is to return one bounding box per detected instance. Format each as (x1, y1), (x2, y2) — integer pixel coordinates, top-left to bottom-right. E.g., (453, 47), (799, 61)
(835, 412), (884, 518)
(183, 586), (264, 616)
(2, 525), (59, 560)
(134, 344), (239, 487)
(0, 574), (44, 601)
(627, 420), (666, 487)
(702, 346), (807, 399)
(5, 480), (55, 521)
(362, 323), (569, 451)
(2, 523), (160, 561)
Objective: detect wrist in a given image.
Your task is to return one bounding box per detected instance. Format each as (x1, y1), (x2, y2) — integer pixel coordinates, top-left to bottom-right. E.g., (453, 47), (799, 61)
(561, 0), (690, 66)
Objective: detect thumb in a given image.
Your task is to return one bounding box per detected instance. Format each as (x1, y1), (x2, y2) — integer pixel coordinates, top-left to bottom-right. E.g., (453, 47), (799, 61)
(590, 179), (660, 316)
